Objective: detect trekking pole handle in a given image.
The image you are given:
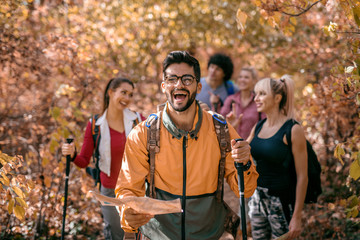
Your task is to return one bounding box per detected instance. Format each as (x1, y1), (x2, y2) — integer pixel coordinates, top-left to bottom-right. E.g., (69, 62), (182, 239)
(234, 138), (245, 191)
(65, 138), (73, 177)
(234, 138), (247, 239)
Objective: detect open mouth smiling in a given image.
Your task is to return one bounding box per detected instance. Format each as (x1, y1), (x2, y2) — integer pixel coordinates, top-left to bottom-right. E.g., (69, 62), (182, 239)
(172, 89), (189, 102)
(120, 101), (128, 106)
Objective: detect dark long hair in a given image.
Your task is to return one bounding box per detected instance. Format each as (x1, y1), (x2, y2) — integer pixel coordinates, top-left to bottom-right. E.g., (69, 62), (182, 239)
(102, 78), (134, 113)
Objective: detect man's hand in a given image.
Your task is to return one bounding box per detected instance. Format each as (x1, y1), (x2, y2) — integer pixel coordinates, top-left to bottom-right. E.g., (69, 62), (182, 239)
(230, 139), (251, 165)
(208, 91), (221, 111)
(123, 207), (154, 229)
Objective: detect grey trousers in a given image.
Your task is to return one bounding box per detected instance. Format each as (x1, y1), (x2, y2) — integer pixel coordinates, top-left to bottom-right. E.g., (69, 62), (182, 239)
(100, 186), (124, 240)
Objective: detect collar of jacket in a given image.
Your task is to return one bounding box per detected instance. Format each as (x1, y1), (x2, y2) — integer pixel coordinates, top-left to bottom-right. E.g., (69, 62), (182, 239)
(162, 101), (203, 140)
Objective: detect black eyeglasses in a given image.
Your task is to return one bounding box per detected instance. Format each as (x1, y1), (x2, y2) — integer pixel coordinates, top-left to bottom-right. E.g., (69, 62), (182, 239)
(164, 74), (196, 86)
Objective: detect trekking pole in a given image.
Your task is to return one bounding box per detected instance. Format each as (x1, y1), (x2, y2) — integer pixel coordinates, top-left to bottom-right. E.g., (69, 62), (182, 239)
(61, 138), (73, 240)
(234, 138), (247, 240)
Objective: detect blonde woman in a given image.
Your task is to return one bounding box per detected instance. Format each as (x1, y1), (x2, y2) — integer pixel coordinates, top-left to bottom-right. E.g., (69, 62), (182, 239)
(247, 76), (308, 239)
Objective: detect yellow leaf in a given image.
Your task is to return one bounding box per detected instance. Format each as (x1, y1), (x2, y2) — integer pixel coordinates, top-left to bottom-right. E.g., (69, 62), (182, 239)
(16, 197), (28, 208)
(6, 189), (12, 200)
(26, 180), (35, 190)
(340, 199), (347, 207)
(44, 176), (52, 188)
(8, 199), (15, 214)
(334, 144), (345, 165)
(236, 9), (248, 33)
(328, 203), (335, 210)
(12, 186), (24, 198)
(14, 205), (25, 221)
(290, 17), (297, 25)
(42, 157), (49, 167)
(253, 0), (262, 7)
(0, 172), (10, 186)
(349, 160), (360, 180)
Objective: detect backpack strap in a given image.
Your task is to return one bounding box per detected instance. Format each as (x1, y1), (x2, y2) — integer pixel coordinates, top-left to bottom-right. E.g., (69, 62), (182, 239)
(225, 81), (235, 95)
(91, 114), (101, 187)
(132, 112), (142, 129)
(212, 113), (231, 203)
(285, 119), (298, 149)
(146, 113), (161, 199)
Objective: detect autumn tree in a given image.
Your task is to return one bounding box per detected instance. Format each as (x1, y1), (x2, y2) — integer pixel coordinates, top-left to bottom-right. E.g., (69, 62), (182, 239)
(0, 0), (359, 238)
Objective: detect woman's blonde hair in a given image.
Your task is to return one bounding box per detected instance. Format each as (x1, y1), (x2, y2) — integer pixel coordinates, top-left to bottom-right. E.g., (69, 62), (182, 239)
(254, 74), (295, 119)
(241, 66), (258, 82)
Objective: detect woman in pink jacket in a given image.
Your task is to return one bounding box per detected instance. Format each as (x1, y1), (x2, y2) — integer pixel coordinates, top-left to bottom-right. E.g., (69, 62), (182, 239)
(221, 67), (265, 140)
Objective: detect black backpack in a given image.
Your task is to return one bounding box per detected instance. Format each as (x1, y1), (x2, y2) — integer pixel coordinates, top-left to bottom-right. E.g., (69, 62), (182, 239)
(285, 120), (322, 204)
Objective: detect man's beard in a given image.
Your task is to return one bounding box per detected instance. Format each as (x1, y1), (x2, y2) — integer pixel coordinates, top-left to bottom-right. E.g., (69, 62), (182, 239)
(166, 88), (197, 112)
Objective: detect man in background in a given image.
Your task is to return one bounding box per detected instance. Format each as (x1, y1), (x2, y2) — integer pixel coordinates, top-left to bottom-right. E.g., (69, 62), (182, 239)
(196, 53), (238, 112)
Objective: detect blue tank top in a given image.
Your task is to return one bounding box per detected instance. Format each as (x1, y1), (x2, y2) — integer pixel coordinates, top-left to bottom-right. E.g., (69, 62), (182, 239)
(250, 119), (295, 194)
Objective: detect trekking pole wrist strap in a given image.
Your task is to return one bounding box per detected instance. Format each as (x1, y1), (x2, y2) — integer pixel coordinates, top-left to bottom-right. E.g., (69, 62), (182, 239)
(242, 160), (252, 172)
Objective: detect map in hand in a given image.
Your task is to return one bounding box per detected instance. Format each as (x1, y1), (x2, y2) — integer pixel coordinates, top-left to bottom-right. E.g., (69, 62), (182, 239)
(90, 191), (182, 215)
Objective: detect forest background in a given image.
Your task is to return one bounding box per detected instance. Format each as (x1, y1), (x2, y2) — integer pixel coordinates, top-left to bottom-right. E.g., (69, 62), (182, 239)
(0, 0), (359, 239)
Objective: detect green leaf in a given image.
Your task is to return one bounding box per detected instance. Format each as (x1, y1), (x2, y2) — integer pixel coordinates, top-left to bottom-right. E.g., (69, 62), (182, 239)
(349, 159), (360, 180)
(351, 206), (359, 218)
(353, 7), (360, 27)
(347, 195), (359, 208)
(51, 107), (61, 120)
(49, 139), (59, 154)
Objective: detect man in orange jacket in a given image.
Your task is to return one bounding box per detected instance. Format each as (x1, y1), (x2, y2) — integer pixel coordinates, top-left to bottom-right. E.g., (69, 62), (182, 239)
(115, 51), (258, 240)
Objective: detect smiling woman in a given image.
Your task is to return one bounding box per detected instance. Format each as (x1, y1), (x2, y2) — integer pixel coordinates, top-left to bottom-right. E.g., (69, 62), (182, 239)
(61, 77), (145, 240)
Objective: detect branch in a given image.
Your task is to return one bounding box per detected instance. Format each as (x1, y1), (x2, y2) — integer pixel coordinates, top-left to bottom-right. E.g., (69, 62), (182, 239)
(279, 0), (321, 17)
(336, 31), (360, 35)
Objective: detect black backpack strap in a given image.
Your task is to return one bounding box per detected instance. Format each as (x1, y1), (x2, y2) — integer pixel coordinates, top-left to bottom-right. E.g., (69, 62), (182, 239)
(132, 112), (143, 129)
(90, 114), (101, 188)
(91, 114), (101, 157)
(146, 113), (161, 199)
(284, 119), (299, 149)
(212, 113), (231, 203)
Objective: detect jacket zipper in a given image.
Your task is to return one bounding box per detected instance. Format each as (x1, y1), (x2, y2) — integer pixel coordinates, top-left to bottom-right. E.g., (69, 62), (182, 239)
(181, 136), (187, 240)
